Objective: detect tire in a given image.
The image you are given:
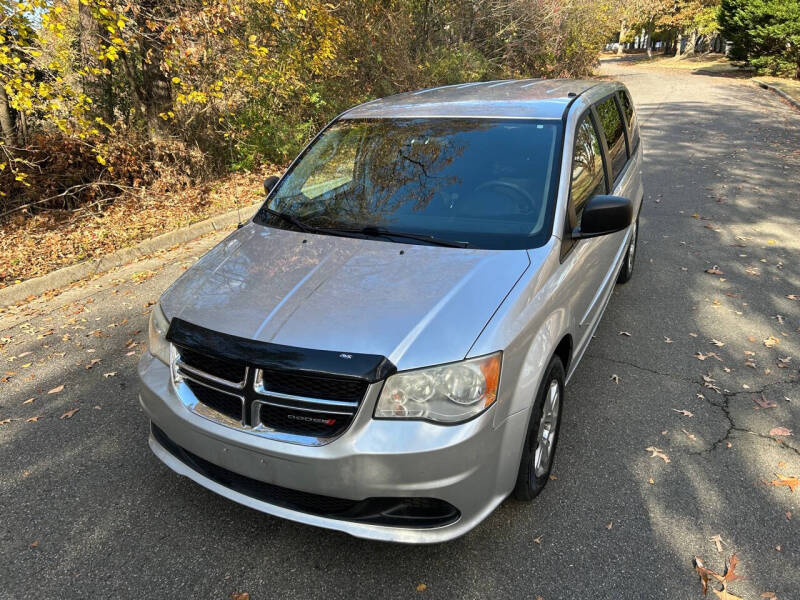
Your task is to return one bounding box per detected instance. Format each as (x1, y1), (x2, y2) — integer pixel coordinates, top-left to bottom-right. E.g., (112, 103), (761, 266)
(512, 356), (565, 501)
(617, 217), (638, 284)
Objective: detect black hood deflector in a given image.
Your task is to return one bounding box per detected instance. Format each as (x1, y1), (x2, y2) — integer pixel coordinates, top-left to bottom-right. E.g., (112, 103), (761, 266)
(166, 317), (396, 382)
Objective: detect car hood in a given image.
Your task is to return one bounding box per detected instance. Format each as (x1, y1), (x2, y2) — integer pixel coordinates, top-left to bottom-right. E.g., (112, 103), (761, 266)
(160, 224), (530, 371)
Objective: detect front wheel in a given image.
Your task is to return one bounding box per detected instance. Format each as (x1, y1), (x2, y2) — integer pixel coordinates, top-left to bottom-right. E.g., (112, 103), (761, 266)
(617, 217), (638, 284)
(512, 356), (565, 501)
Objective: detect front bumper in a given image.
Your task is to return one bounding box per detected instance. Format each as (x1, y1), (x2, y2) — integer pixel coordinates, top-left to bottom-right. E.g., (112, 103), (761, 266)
(138, 352), (528, 543)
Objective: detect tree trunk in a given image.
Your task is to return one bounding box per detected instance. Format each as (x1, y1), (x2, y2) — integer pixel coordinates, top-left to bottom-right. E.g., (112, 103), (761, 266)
(681, 29), (698, 58)
(617, 21), (626, 55)
(78, 0), (113, 123)
(0, 86), (19, 147)
(137, 0), (173, 141)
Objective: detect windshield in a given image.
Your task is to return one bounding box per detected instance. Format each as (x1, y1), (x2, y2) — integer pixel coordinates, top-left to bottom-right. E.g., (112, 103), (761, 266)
(255, 118), (562, 249)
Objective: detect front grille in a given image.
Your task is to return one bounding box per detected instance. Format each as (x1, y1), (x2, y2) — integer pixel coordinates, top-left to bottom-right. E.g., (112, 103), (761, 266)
(185, 380), (243, 423)
(152, 423), (460, 528)
(173, 345), (369, 441)
(177, 346), (246, 384)
(258, 369), (368, 402)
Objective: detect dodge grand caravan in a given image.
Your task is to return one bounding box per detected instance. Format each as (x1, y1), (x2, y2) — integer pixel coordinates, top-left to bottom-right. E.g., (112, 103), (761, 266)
(139, 79), (644, 543)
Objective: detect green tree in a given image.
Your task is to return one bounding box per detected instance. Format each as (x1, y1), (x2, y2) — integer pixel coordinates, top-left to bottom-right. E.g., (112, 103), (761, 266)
(719, 0), (800, 76)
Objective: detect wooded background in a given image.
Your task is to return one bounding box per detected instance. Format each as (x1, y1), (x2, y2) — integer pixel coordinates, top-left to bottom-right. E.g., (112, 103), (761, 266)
(0, 0), (797, 223)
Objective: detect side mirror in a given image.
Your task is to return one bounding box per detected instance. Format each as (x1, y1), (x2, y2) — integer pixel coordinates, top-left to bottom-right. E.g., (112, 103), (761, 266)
(573, 195), (633, 239)
(263, 175), (280, 195)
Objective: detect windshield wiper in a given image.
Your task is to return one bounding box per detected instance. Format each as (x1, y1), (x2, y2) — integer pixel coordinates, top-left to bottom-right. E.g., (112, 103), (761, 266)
(357, 226), (469, 248)
(260, 206), (320, 234)
(261, 208), (468, 248)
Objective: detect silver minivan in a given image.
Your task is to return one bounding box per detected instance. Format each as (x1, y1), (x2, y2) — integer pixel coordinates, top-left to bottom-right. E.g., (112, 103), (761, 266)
(139, 79), (643, 543)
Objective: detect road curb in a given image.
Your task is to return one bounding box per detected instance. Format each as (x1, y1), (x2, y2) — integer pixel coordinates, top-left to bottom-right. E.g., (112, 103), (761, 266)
(0, 202), (261, 307)
(753, 80), (800, 111)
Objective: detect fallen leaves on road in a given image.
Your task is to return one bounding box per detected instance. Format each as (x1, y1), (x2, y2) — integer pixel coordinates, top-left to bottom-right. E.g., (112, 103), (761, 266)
(702, 374), (721, 394)
(48, 384), (64, 394)
(682, 428), (697, 441)
(777, 357), (791, 368)
(26, 416), (42, 423)
(768, 474), (798, 492)
(85, 358), (101, 370)
(769, 427), (792, 437)
(763, 336), (780, 348)
(60, 408), (79, 419)
(694, 553), (745, 599)
(645, 446), (670, 463)
(710, 339), (725, 347)
(754, 394), (777, 409)
(672, 408), (694, 417)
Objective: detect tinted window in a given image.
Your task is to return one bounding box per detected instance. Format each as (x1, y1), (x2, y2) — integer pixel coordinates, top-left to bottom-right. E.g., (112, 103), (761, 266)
(596, 97), (627, 181)
(257, 119), (562, 250)
(618, 90), (639, 149)
(570, 115), (606, 227)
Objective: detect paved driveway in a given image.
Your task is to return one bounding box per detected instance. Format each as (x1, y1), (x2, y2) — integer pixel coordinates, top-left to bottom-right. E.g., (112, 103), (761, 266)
(1, 61), (799, 599)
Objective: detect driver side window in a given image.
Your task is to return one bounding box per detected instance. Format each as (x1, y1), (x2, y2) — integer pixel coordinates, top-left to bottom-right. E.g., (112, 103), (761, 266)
(570, 115), (607, 228)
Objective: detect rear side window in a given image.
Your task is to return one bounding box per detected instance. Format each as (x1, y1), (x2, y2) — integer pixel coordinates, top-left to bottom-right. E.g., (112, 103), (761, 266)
(570, 115), (606, 227)
(596, 97), (627, 182)
(618, 90), (640, 150)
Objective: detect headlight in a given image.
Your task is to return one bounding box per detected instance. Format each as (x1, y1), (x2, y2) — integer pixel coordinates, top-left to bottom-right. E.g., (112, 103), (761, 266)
(147, 303), (171, 364)
(375, 352), (501, 424)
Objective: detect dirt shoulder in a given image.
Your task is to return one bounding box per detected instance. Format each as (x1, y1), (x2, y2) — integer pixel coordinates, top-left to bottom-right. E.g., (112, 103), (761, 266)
(0, 170), (275, 288)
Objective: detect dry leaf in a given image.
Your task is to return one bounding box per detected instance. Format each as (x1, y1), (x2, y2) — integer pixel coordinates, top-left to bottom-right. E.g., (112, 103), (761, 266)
(22, 397), (34, 405)
(672, 409), (694, 417)
(786, 294), (799, 301)
(754, 394), (777, 409)
(0, 418), (12, 425)
(769, 474), (798, 492)
(26, 416), (42, 423)
(48, 384), (64, 394)
(606, 521), (613, 530)
(785, 511), (792, 520)
(760, 593), (777, 599)
(230, 594), (250, 600)
(710, 339), (725, 347)
(610, 374), (620, 384)
(769, 427), (792, 437)
(60, 408), (79, 419)
(103, 372), (117, 378)
(85, 358), (101, 369)
(664, 336), (673, 343)
(416, 584), (427, 592)
(764, 336), (780, 348)
(710, 534), (723, 552)
(648, 477), (655, 484)
(706, 266), (724, 275)
(618, 331), (631, 336)
(682, 428), (697, 441)
(533, 536), (542, 544)
(645, 446), (670, 463)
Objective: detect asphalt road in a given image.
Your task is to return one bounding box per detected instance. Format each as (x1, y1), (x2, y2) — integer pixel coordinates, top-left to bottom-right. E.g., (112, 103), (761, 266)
(2, 60), (799, 599)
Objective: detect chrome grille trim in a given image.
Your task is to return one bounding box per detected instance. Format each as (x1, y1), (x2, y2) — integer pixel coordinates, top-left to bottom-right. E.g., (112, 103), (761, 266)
(176, 357), (248, 389)
(252, 398), (354, 416)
